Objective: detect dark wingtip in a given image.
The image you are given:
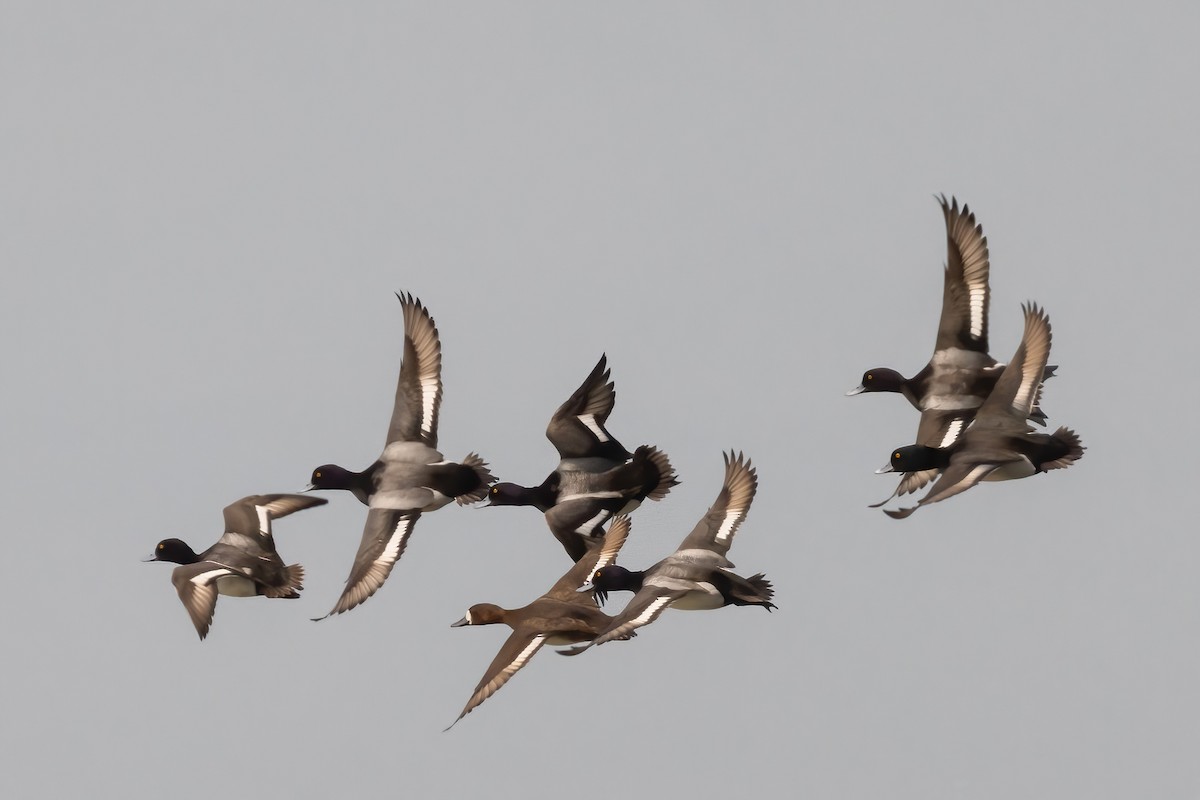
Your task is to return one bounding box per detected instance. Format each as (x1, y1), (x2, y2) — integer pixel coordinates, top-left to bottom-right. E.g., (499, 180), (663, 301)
(883, 506), (918, 520)
(557, 643), (591, 657)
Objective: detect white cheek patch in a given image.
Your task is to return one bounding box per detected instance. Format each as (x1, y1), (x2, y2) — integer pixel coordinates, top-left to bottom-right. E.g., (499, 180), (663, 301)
(463, 609), (473, 625)
(577, 414), (609, 442)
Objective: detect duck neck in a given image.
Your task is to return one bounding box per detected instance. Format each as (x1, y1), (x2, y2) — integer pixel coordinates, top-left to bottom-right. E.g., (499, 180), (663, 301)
(496, 475), (558, 512)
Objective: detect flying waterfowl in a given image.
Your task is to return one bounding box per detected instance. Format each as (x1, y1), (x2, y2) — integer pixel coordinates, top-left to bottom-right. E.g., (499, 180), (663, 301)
(561, 451), (774, 656)
(487, 354), (677, 561)
(877, 303), (1084, 518)
(308, 292), (493, 619)
(446, 515), (634, 729)
(147, 494), (327, 640)
(848, 196), (1055, 424)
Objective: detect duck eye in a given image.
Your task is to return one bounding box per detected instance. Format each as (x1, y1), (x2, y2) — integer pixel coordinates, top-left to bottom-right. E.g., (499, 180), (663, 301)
(491, 486), (498, 494)
(314, 471), (322, 479)
(867, 373), (873, 381)
(158, 543), (164, 550)
(894, 452), (900, 459)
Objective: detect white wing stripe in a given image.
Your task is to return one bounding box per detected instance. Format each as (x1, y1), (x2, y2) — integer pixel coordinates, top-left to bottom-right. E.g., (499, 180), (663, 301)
(969, 292), (985, 338)
(938, 418), (965, 448)
(505, 635), (547, 676)
(421, 376), (438, 437)
(255, 505), (271, 535)
(714, 509), (741, 542)
(380, 518), (414, 563)
(574, 510), (610, 535)
(556, 491), (624, 503)
(578, 414), (609, 442)
(190, 567), (230, 586)
(631, 596), (674, 626)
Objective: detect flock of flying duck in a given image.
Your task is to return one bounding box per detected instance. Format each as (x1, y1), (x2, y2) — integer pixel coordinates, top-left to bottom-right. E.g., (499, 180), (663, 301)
(147, 195), (1083, 727)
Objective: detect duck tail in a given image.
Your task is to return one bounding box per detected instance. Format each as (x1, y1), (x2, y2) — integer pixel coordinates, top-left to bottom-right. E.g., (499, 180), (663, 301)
(633, 445), (679, 502)
(1043, 427), (1085, 471)
(742, 573), (778, 611)
(455, 452), (495, 505)
(264, 564), (305, 598)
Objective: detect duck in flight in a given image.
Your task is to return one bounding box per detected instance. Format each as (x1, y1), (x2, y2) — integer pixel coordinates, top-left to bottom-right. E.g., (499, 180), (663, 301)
(877, 303), (1083, 518)
(847, 195), (1056, 420)
(487, 354), (677, 561)
(147, 494), (326, 640)
(561, 451), (774, 656)
(446, 515), (635, 729)
(308, 292), (493, 619)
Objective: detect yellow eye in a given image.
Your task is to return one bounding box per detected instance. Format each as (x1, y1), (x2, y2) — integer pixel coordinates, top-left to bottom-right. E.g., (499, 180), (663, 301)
(894, 452), (900, 459)
(491, 486), (498, 494)
(314, 471), (322, 479)
(158, 543), (164, 550)
(867, 373), (873, 381)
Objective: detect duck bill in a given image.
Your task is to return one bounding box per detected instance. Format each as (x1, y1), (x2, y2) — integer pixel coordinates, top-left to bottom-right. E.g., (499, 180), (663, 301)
(450, 616), (469, 628)
(875, 463), (896, 474)
(845, 384), (866, 396)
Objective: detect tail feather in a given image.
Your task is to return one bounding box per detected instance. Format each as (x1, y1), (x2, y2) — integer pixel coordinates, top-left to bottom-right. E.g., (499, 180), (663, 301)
(264, 564), (305, 598)
(742, 573), (777, 611)
(456, 452), (495, 505)
(633, 445), (679, 502)
(1042, 427), (1084, 471)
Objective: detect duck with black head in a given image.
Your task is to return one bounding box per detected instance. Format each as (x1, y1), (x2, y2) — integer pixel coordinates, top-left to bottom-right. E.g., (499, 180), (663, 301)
(307, 292), (494, 620)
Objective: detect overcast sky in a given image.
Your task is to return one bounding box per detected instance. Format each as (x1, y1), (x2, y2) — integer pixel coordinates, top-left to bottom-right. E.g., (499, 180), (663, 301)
(3, 3), (1198, 798)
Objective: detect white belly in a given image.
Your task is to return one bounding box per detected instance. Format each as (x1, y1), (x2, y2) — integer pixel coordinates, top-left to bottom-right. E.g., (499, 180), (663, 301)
(671, 584), (723, 611)
(984, 459), (1035, 481)
(215, 575), (257, 597)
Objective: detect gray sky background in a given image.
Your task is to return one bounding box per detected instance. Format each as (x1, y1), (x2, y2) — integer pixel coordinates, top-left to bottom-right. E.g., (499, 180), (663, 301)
(3, 3), (1197, 798)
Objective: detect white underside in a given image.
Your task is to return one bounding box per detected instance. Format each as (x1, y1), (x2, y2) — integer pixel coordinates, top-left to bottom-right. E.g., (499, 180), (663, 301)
(215, 574), (257, 597)
(671, 584), (723, 611)
(983, 459), (1036, 481)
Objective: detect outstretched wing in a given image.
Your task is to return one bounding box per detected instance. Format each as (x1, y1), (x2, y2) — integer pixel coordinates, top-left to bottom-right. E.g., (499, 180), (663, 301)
(544, 515), (632, 602)
(559, 584), (681, 656)
(933, 195), (991, 353)
(170, 562), (233, 640)
(883, 460), (1000, 520)
(315, 510), (420, 619)
(676, 451), (757, 559)
(217, 494), (326, 562)
(974, 303), (1052, 431)
(446, 630), (548, 730)
(870, 410), (970, 508)
(545, 354), (631, 462)
(386, 292), (443, 448)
